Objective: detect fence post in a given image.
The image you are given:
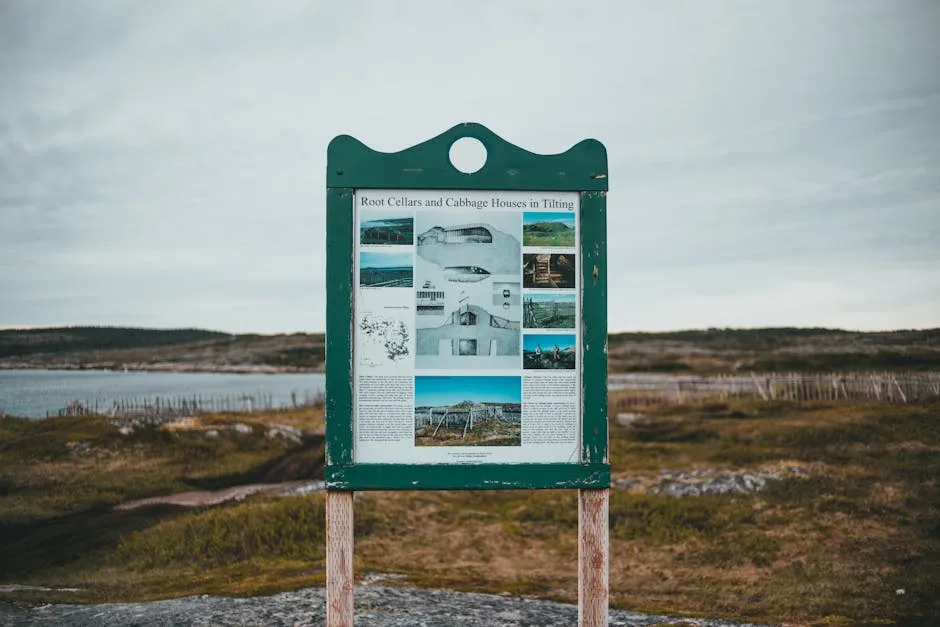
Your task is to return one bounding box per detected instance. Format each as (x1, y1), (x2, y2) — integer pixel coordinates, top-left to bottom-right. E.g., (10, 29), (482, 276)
(892, 376), (907, 403)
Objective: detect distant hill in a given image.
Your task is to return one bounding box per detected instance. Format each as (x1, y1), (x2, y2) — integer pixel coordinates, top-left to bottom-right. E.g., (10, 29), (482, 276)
(608, 327), (940, 373)
(0, 326), (323, 373)
(524, 221), (572, 233)
(0, 327), (229, 359)
(1, 326), (937, 374)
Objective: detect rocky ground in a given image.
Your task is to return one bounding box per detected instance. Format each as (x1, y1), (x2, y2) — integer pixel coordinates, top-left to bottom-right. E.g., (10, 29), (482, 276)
(112, 465), (798, 510)
(615, 466), (808, 497)
(0, 585), (771, 626)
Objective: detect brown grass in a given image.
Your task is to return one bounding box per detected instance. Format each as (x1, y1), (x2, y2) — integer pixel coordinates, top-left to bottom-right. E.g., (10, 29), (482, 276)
(1, 400), (938, 625)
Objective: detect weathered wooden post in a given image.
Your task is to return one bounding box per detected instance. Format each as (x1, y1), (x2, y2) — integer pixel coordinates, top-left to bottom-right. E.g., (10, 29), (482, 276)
(326, 490), (354, 626)
(325, 123), (609, 626)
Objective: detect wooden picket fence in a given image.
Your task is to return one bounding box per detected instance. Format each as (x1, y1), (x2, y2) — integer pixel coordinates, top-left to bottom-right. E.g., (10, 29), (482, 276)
(54, 389), (325, 420)
(609, 371), (940, 408)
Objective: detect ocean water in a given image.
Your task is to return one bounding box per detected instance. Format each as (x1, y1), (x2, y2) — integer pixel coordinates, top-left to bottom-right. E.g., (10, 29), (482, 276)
(0, 369), (325, 419)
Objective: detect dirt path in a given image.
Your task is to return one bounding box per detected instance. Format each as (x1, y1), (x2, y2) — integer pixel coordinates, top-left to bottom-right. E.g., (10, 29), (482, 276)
(114, 480), (325, 510)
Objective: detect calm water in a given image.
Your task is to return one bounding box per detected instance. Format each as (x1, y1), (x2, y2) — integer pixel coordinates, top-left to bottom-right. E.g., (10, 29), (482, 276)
(0, 369), (325, 419)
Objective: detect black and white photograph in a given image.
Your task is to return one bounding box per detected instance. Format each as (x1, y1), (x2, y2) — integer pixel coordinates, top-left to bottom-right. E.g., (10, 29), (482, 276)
(414, 376), (521, 447)
(415, 211), (521, 278)
(414, 212), (522, 369)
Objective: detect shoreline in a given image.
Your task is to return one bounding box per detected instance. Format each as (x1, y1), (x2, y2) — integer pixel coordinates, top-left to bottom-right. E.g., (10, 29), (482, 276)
(0, 363), (324, 375)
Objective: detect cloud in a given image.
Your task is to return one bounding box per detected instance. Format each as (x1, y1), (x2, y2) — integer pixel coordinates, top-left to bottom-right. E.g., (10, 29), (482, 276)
(1, 0), (938, 332)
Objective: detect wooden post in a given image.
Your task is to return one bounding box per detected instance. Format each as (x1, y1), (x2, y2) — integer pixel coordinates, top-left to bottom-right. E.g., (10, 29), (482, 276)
(892, 376), (907, 404)
(327, 491), (354, 627)
(579, 488), (609, 627)
(751, 374), (768, 401)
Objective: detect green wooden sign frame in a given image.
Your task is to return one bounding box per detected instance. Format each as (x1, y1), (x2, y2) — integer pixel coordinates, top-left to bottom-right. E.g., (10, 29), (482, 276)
(325, 122), (608, 491)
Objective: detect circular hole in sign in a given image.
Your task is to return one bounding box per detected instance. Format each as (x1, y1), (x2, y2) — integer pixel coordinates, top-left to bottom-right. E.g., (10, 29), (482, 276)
(449, 137), (487, 174)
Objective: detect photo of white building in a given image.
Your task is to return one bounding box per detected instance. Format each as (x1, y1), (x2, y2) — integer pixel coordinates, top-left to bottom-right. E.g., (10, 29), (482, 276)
(413, 212), (522, 370)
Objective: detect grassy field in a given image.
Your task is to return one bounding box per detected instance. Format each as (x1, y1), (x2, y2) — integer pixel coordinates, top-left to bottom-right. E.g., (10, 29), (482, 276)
(359, 267), (413, 288)
(1, 397), (937, 624)
(522, 222), (575, 247)
(414, 417), (521, 447)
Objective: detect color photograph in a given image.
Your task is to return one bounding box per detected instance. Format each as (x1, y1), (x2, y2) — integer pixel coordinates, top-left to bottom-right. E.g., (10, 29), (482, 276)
(414, 376), (521, 447)
(359, 251), (413, 288)
(523, 293), (576, 329)
(360, 211), (414, 245)
(523, 253), (576, 289)
(523, 212), (576, 247)
(522, 333), (576, 370)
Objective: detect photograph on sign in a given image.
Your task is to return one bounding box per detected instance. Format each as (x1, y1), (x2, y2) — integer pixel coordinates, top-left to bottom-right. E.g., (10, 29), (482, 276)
(522, 253), (576, 289)
(523, 212), (576, 247)
(359, 251), (413, 288)
(414, 375), (521, 447)
(415, 211), (522, 371)
(360, 210), (414, 246)
(353, 189), (580, 465)
(523, 333), (576, 370)
(523, 293), (576, 329)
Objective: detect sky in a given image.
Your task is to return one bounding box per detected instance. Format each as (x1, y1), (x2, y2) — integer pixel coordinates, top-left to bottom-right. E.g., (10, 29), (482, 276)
(1, 1), (938, 334)
(415, 376), (521, 407)
(359, 251), (412, 270)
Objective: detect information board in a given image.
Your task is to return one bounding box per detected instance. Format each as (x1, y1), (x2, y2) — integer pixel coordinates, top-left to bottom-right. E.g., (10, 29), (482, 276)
(354, 189), (581, 465)
(325, 123), (608, 491)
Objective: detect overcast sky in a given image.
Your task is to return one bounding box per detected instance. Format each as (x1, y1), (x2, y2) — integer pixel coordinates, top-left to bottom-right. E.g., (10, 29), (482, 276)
(1, 1), (938, 333)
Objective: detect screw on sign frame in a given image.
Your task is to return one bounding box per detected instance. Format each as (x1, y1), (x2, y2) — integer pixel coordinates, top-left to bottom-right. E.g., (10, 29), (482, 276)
(324, 123), (609, 626)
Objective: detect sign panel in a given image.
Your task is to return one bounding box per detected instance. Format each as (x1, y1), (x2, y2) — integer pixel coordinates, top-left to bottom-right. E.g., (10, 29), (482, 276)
(353, 190), (581, 465)
(325, 122), (608, 491)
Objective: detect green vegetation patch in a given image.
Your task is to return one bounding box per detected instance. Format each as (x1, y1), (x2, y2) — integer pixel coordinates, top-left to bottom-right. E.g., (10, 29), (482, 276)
(522, 221), (575, 247)
(114, 496), (326, 570)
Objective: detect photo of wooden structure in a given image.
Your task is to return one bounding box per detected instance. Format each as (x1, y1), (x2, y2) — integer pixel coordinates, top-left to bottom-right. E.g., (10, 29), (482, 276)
(416, 303), (520, 358)
(416, 281), (445, 315)
(418, 224), (493, 245)
(523, 295), (576, 329)
(414, 401), (521, 446)
(360, 215), (414, 245)
(416, 217), (521, 276)
(523, 253), (575, 289)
